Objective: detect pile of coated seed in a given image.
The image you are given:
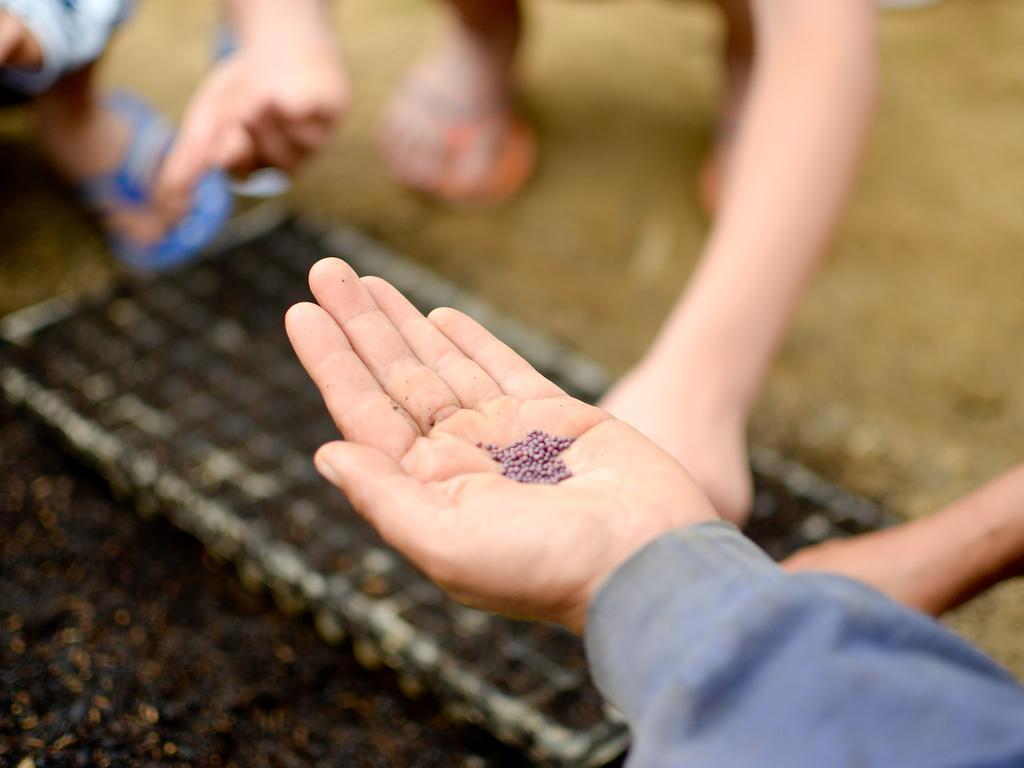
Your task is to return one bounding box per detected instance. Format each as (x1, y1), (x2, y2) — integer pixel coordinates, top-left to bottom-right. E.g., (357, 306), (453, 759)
(479, 430), (576, 484)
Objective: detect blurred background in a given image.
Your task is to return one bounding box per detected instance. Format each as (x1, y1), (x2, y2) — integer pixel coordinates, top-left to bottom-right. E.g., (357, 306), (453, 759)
(1, 0), (1021, 752)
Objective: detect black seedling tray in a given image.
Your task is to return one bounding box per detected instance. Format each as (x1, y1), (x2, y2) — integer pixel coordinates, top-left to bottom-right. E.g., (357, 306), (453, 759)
(0, 210), (896, 766)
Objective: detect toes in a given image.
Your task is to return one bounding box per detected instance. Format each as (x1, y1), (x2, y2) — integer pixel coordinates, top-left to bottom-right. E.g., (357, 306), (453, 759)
(105, 210), (165, 247)
(377, 103), (407, 176)
(446, 123), (500, 199)
(404, 123), (448, 191)
(378, 46), (532, 205)
(380, 104), (424, 188)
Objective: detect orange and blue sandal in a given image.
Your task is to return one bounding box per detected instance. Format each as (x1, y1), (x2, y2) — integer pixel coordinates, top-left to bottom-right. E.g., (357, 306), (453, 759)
(434, 108), (536, 207)
(383, 78), (537, 207)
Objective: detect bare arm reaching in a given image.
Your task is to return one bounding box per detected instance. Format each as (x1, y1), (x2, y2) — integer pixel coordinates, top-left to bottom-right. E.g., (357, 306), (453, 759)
(604, 0), (877, 526)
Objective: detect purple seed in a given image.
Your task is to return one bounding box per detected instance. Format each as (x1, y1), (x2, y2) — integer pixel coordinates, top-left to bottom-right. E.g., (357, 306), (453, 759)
(481, 430), (575, 485)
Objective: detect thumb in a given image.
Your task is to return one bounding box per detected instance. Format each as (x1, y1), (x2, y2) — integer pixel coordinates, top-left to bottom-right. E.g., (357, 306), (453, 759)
(158, 89), (224, 209)
(315, 441), (444, 561)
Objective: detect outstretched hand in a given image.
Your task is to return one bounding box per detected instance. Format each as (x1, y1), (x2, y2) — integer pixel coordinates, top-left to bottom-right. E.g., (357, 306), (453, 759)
(286, 259), (718, 632)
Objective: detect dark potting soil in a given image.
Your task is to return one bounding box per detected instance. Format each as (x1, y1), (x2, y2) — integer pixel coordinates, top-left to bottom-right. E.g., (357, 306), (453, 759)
(0, 404), (527, 768)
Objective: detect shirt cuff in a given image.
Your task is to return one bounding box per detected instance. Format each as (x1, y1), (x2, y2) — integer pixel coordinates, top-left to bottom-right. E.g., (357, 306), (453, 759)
(584, 522), (784, 719)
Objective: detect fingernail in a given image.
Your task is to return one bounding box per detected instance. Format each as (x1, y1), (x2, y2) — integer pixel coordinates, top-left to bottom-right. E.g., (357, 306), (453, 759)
(314, 452), (340, 485)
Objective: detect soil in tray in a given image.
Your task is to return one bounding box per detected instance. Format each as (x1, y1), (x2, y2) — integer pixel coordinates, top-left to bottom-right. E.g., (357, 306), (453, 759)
(0, 404), (526, 768)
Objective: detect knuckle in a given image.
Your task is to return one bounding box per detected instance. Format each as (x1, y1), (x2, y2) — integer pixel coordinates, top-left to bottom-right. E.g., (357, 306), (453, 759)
(429, 403), (460, 429)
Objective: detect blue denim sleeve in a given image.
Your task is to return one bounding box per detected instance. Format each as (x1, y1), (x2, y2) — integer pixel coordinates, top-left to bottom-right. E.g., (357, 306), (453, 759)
(585, 522), (1024, 768)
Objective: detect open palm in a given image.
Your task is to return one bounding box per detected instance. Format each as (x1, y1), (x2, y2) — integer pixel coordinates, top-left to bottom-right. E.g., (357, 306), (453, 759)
(286, 259), (718, 631)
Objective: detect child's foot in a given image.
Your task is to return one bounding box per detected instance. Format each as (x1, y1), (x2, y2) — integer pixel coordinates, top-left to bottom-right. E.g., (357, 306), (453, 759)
(34, 82), (185, 248)
(378, 0), (535, 205)
(601, 363), (754, 527)
(32, 74), (231, 271)
(699, 0), (753, 215)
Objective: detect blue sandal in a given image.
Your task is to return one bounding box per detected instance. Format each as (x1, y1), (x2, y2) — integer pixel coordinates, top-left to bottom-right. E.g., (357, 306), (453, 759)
(78, 91), (234, 273)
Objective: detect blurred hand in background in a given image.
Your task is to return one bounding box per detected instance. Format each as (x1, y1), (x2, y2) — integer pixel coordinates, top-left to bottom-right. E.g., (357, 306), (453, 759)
(160, 0), (348, 214)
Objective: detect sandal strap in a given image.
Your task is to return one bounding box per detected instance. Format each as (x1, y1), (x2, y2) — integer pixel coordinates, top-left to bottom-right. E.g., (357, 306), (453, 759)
(78, 91), (174, 213)
(401, 75), (513, 124)
(215, 24), (239, 62)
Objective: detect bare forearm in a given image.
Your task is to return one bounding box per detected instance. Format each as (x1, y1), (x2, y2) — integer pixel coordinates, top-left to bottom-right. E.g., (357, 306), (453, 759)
(905, 468), (1024, 612)
(648, 1), (877, 412)
(223, 0), (333, 44)
(785, 463), (1024, 615)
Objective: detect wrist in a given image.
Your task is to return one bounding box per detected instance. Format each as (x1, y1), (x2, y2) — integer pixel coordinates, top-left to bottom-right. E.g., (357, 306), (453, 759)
(572, 504), (722, 635)
(224, 0), (332, 48)
(583, 523), (777, 713)
(631, 337), (754, 428)
(640, 280), (780, 420)
(978, 497), (1024, 581)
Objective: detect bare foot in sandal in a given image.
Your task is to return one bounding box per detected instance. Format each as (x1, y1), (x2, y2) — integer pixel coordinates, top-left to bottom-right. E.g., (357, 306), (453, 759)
(33, 72), (181, 248)
(378, 0), (535, 206)
(31, 65), (232, 271)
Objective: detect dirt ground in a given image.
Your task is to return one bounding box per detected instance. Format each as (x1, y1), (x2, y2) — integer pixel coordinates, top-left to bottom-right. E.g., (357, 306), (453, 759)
(0, 405), (523, 767)
(0, 0), (1021, 674)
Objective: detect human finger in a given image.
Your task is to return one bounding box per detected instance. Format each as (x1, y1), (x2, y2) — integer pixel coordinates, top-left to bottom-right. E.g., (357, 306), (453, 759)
(285, 301), (420, 460)
(315, 441), (456, 580)
(362, 277), (504, 409)
(247, 109), (303, 172)
(214, 122), (261, 179)
(159, 86), (226, 207)
(428, 307), (565, 400)
(307, 258), (462, 434)
(282, 110), (337, 154)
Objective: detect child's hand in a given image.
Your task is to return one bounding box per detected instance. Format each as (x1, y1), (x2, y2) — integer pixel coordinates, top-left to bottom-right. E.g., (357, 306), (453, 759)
(286, 259), (720, 633)
(0, 10), (43, 70)
(160, 23), (347, 205)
